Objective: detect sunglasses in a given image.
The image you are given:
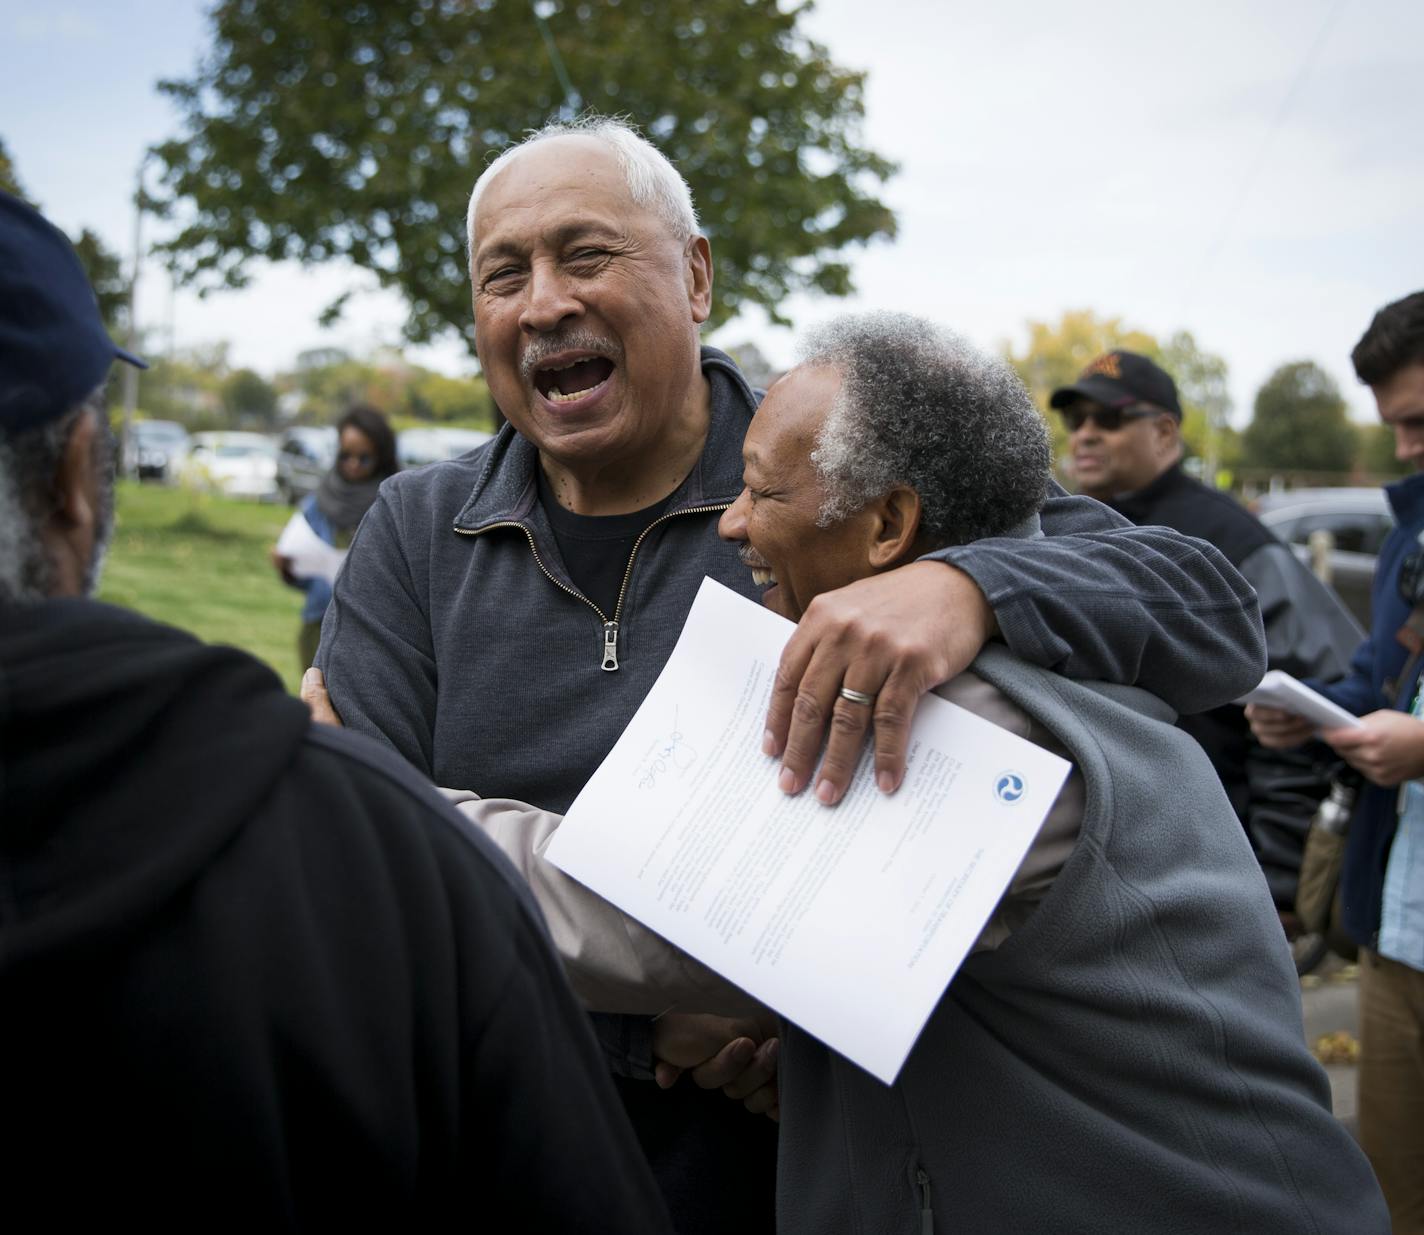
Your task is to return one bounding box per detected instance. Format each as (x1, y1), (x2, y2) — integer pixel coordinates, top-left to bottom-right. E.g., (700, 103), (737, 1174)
(1058, 406), (1163, 433)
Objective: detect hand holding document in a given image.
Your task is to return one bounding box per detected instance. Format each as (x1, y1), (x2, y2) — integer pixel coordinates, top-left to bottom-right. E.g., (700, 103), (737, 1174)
(546, 579), (1070, 1084)
(274, 511), (347, 586)
(1238, 670), (1362, 731)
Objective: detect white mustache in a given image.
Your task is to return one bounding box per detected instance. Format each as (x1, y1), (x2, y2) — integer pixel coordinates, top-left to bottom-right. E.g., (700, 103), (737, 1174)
(519, 330), (624, 383)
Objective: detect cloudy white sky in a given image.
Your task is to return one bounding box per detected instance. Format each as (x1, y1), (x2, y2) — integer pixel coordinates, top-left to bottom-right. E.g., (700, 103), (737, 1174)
(2, 0), (1420, 422)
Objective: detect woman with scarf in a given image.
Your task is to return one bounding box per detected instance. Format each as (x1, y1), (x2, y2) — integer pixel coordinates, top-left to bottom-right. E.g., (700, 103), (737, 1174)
(272, 404), (399, 670)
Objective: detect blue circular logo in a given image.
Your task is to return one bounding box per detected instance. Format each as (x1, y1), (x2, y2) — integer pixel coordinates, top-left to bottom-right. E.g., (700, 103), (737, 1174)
(994, 771), (1025, 804)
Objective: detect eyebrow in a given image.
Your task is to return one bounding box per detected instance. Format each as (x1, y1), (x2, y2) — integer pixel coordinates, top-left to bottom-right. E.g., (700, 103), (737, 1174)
(474, 222), (624, 270)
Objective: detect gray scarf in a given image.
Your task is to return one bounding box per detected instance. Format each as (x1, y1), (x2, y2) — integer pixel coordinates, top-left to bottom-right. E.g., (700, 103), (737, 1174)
(315, 470), (384, 534)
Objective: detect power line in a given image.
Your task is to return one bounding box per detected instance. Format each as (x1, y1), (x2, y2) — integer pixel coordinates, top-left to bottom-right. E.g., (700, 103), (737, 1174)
(1182, 0), (1349, 311)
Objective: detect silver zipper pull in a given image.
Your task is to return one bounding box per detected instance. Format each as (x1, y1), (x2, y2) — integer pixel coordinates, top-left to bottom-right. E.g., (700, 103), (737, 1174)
(601, 620), (619, 671)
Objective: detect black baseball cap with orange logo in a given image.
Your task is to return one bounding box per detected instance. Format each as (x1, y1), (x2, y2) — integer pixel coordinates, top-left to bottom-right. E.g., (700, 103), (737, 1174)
(1049, 350), (1182, 419)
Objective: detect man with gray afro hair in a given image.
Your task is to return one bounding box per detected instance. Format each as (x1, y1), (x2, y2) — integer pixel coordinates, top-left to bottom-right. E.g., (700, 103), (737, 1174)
(802, 311), (1049, 546)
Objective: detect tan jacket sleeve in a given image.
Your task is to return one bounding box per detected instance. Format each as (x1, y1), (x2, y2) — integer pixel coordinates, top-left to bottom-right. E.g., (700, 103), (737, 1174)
(441, 789), (764, 1019)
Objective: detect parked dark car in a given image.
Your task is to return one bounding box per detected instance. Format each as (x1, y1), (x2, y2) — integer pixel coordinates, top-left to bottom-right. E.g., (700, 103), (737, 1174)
(276, 426), (338, 505)
(1256, 487), (1394, 628)
(124, 419), (191, 483)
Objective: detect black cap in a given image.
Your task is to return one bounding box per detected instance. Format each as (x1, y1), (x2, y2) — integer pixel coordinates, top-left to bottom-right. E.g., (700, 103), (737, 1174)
(1049, 350), (1181, 418)
(0, 190), (146, 436)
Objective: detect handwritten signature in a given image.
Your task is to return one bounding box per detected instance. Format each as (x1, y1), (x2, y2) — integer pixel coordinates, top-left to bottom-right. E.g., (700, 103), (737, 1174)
(638, 710), (698, 790)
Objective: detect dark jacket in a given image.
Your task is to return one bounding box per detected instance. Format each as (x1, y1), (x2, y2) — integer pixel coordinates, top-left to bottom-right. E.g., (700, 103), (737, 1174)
(1109, 462), (1361, 904)
(0, 599), (670, 1232)
(1315, 470), (1424, 949)
(780, 647), (1387, 1234)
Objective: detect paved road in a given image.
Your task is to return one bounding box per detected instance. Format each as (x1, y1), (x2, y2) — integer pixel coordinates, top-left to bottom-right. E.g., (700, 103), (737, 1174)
(1300, 955), (1360, 1133)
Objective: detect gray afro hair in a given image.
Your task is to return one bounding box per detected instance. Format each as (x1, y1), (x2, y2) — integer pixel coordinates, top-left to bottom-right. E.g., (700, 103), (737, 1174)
(802, 312), (1050, 547)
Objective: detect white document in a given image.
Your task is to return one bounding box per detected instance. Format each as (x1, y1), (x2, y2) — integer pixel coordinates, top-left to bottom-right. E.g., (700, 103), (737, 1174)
(274, 511), (347, 586)
(1238, 670), (1361, 731)
(546, 578), (1071, 1084)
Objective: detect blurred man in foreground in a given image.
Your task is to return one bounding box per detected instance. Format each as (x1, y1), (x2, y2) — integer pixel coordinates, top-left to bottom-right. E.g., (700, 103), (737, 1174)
(315, 116), (1269, 1230)
(321, 312), (1383, 1232)
(1056, 350), (1362, 914)
(0, 190), (669, 1232)
(1249, 290), (1424, 1234)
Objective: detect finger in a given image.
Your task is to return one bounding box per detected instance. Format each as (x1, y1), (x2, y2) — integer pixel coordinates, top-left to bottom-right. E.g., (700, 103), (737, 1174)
(870, 667), (922, 795)
(765, 624), (819, 761)
(300, 667), (344, 726)
(742, 1081), (779, 1117)
(688, 1037), (757, 1090)
(723, 1038), (779, 1101)
(766, 1104), (780, 1124)
(811, 689), (877, 805)
(778, 637), (867, 797)
(654, 1061), (683, 1090)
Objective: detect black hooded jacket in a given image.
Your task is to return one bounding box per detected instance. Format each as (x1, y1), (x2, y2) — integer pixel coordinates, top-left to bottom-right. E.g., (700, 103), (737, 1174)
(0, 599), (669, 1232)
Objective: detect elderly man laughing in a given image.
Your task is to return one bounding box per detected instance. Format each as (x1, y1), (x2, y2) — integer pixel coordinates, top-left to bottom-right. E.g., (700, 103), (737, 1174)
(315, 118), (1267, 1232)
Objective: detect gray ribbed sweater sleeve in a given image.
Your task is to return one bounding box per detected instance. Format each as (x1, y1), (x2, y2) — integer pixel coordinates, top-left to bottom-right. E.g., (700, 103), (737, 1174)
(315, 485), (438, 776)
(932, 487), (1266, 716)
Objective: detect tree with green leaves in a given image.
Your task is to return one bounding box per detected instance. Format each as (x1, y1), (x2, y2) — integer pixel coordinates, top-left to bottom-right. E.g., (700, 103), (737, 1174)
(222, 367), (280, 426)
(1, 136), (29, 201)
(154, 0), (896, 349)
(1242, 361), (1357, 476)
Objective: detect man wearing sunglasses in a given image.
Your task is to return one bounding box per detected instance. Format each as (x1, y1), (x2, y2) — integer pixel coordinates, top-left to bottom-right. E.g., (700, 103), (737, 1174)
(1052, 352), (1362, 918)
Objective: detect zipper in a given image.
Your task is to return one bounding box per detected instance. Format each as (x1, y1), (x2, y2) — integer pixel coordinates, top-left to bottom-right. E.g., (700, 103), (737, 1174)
(455, 501), (732, 671)
(917, 1168), (933, 1235)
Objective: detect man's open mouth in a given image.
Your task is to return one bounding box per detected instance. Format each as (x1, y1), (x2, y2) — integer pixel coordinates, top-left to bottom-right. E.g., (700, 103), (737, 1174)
(739, 547), (777, 588)
(534, 355), (616, 405)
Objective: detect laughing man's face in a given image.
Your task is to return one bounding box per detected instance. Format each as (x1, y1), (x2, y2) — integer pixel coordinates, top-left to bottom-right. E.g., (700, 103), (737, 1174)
(470, 136), (711, 477)
(718, 364), (878, 622)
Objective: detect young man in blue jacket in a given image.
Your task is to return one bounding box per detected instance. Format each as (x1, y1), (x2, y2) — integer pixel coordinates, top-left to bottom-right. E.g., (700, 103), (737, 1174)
(1250, 289), (1424, 1233)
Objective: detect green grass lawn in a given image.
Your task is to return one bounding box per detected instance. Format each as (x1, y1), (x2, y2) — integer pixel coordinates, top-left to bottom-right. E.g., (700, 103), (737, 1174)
(99, 481), (307, 693)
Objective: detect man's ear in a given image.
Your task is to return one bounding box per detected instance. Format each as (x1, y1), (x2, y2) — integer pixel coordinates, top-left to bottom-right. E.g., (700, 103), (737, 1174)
(1155, 411), (1183, 460)
(38, 410), (101, 597)
(868, 485), (923, 570)
(686, 235), (713, 325)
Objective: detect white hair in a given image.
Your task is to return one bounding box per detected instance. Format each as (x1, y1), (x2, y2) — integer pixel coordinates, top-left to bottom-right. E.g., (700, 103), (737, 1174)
(466, 115), (699, 254)
(0, 389), (113, 604)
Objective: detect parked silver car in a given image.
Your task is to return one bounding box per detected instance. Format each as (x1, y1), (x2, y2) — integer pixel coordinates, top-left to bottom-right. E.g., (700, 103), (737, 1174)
(1256, 487), (1394, 628)
(397, 427), (494, 469)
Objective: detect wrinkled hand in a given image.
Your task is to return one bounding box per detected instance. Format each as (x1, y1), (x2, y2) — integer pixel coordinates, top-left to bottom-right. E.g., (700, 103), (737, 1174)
(1320, 709), (1424, 787)
(652, 1011), (780, 1122)
(300, 666), (344, 727)
(1245, 703), (1316, 750)
(767, 561), (996, 804)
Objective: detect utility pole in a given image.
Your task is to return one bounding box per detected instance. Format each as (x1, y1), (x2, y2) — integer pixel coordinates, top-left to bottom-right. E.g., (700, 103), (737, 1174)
(120, 153), (152, 466)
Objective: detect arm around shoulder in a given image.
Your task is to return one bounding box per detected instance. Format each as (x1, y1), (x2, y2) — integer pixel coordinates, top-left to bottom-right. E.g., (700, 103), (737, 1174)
(935, 488), (1266, 714)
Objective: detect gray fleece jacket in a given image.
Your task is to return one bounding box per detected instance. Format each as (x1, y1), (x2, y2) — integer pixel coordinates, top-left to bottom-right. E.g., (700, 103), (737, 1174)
(775, 646), (1386, 1235)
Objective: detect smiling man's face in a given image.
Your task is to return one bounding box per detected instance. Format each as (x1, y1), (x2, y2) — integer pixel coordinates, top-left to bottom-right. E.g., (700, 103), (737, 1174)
(718, 365), (879, 621)
(470, 136), (712, 479)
